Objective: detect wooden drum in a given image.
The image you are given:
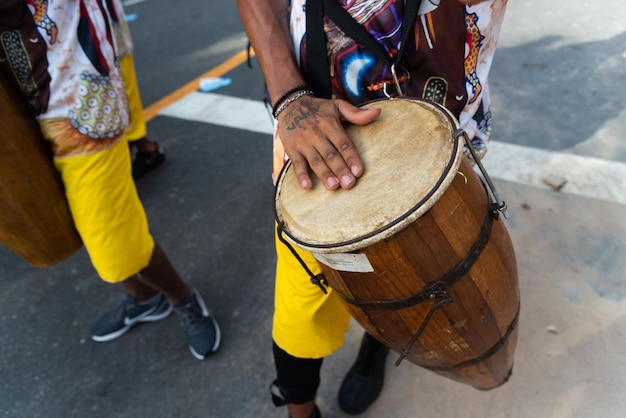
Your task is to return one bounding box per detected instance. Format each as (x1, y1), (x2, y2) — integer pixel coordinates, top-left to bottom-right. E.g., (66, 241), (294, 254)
(0, 71), (81, 267)
(274, 97), (519, 390)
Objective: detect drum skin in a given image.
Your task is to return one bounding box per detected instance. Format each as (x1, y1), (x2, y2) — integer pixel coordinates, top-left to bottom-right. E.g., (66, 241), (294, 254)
(0, 71), (81, 267)
(275, 98), (519, 390)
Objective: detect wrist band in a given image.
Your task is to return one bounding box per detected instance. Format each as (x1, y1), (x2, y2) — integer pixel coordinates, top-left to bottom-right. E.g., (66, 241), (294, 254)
(273, 90), (315, 119)
(271, 84), (312, 117)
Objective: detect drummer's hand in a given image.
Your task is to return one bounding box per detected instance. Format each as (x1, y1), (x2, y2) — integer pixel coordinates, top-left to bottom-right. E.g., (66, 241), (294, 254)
(277, 96), (381, 190)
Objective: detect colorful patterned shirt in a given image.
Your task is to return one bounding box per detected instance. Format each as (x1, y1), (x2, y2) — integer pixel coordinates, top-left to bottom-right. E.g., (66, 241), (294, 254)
(0, 0), (129, 157)
(289, 0), (507, 156)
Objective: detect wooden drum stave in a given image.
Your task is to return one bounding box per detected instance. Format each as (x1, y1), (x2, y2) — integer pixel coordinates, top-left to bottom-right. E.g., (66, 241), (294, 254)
(274, 97), (519, 390)
(0, 71), (81, 267)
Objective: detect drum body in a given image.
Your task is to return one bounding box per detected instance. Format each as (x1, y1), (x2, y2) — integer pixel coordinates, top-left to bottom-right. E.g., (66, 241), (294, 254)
(0, 72), (81, 267)
(275, 98), (519, 390)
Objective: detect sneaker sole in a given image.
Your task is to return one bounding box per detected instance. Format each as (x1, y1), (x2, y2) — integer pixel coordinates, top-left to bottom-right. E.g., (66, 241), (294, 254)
(91, 302), (173, 342)
(91, 324), (133, 342)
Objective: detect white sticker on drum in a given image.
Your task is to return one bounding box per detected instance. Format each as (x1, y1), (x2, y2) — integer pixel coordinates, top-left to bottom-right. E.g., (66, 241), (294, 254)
(313, 252), (374, 273)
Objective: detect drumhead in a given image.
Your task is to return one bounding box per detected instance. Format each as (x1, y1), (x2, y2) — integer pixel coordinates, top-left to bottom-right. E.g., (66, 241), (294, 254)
(275, 97), (464, 253)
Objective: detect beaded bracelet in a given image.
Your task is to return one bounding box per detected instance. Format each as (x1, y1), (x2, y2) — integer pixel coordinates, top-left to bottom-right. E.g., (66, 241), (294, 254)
(273, 90), (315, 119)
(271, 84), (312, 118)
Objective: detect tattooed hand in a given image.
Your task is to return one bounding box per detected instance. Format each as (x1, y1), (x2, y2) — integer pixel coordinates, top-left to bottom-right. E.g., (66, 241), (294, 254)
(277, 96), (381, 191)
(284, 99), (321, 132)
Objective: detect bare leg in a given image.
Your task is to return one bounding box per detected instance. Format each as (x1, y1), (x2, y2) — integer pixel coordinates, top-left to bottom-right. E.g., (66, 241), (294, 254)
(131, 136), (158, 154)
(121, 242), (190, 305)
(121, 275), (159, 301)
(288, 401), (316, 418)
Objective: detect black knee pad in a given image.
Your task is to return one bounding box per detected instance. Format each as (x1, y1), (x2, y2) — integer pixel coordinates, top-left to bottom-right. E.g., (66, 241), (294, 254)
(271, 341), (323, 405)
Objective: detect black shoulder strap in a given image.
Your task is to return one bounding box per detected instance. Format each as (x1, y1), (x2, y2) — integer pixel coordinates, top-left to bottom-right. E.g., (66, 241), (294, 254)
(397, 0), (422, 67)
(305, 0), (332, 98)
(323, 0), (392, 66)
(306, 0), (422, 98)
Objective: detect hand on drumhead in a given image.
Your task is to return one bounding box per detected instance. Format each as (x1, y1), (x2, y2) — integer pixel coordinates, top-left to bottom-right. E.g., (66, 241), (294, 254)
(277, 96), (381, 190)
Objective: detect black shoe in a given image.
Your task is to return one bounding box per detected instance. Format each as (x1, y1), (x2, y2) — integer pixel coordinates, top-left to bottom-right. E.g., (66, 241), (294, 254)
(131, 141), (165, 179)
(338, 333), (389, 414)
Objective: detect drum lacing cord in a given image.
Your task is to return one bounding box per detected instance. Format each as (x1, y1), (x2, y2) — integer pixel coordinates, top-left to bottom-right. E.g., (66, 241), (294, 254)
(394, 289), (453, 366)
(454, 129), (509, 219)
(276, 223), (329, 294)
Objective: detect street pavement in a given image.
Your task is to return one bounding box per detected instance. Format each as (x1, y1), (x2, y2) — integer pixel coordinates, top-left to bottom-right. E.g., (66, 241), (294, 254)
(1, 0), (625, 417)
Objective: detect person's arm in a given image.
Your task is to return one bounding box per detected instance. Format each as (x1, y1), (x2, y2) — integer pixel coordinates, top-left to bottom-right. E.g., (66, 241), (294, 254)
(237, 0), (302, 101)
(237, 0), (380, 190)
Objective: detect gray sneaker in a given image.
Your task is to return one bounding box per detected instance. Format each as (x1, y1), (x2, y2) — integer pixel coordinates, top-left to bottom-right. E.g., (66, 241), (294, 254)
(174, 289), (221, 360)
(90, 293), (172, 342)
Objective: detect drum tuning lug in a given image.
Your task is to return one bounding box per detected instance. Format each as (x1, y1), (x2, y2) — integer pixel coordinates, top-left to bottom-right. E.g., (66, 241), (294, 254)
(489, 201), (511, 221)
(500, 203), (510, 219)
(491, 201), (510, 219)
(383, 64), (408, 98)
(427, 288), (447, 300)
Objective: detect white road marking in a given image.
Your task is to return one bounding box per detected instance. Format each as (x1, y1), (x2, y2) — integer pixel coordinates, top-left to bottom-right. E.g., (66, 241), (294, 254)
(482, 142), (626, 205)
(159, 91), (274, 134)
(158, 92), (626, 205)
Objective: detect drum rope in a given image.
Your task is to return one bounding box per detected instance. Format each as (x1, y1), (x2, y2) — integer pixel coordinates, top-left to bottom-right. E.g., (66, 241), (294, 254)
(455, 129), (509, 219)
(394, 294), (453, 366)
(276, 223), (329, 294)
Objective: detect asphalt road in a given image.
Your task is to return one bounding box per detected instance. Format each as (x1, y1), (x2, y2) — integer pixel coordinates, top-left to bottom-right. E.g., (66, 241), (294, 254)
(1, 1), (625, 417)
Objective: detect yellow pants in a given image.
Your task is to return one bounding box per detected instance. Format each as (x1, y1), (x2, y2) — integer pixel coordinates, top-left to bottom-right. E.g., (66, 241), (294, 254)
(54, 137), (154, 282)
(119, 54), (147, 142)
(272, 228), (351, 359)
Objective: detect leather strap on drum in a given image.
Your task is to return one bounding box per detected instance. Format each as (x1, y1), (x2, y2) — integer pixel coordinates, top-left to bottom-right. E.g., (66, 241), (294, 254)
(331, 203), (504, 367)
(337, 207), (497, 311)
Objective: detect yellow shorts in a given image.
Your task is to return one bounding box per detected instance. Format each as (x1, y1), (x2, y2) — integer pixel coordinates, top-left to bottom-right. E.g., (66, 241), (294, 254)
(272, 228), (351, 359)
(54, 137), (154, 282)
(119, 54), (147, 142)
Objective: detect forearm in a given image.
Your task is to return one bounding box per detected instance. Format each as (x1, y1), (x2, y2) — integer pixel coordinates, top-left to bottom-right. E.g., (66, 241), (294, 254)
(237, 0), (305, 103)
